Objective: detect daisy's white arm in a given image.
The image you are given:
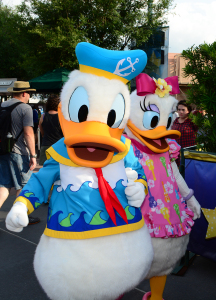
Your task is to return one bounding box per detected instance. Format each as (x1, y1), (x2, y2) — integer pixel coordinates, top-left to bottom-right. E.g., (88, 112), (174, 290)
(171, 161), (201, 220)
(171, 161), (190, 197)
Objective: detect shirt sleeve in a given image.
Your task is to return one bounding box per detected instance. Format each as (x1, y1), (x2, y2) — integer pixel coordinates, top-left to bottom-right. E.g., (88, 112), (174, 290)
(14, 157), (60, 214)
(167, 139), (181, 162)
(124, 144), (148, 194)
(22, 105), (34, 127)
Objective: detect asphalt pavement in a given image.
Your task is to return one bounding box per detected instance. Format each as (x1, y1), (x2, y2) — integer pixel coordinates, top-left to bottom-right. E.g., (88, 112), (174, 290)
(0, 162), (216, 300)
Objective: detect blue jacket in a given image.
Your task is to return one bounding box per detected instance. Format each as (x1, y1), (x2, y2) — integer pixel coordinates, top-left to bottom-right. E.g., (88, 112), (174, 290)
(16, 136), (147, 239)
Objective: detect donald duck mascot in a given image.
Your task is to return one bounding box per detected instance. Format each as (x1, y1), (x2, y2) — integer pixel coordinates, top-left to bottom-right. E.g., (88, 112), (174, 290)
(6, 43), (153, 300)
(125, 73), (201, 300)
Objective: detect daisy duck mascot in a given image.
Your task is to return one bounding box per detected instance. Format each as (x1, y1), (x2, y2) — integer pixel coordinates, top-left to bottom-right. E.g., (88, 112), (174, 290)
(6, 43), (154, 300)
(125, 73), (201, 300)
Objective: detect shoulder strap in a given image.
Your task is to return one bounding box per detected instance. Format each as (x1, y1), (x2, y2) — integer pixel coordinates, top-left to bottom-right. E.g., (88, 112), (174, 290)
(1, 101), (25, 141)
(0, 101), (23, 112)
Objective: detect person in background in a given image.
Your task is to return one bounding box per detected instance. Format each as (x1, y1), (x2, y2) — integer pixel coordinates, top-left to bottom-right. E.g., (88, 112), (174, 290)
(0, 81), (40, 225)
(38, 94), (63, 166)
(171, 100), (198, 165)
(32, 105), (39, 145)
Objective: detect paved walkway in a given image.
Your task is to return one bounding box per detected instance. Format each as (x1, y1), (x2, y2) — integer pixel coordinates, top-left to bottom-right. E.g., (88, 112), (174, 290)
(0, 161), (216, 299)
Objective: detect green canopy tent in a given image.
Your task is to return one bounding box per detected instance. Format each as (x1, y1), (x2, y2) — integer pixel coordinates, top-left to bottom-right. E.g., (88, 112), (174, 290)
(29, 67), (71, 93)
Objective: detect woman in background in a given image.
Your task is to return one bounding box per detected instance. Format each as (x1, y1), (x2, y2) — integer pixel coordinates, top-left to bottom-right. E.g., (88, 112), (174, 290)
(172, 100), (198, 165)
(39, 94), (63, 166)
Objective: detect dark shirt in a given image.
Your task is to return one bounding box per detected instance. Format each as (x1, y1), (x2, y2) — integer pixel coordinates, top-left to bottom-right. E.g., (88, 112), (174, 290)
(42, 113), (63, 147)
(33, 109), (38, 124)
(171, 117), (198, 149)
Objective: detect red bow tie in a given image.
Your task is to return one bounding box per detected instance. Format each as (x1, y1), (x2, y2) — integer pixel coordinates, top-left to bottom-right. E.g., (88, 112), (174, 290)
(94, 168), (128, 226)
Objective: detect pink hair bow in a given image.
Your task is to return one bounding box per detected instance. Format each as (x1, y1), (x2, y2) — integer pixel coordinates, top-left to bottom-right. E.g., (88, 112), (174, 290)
(136, 73), (180, 96)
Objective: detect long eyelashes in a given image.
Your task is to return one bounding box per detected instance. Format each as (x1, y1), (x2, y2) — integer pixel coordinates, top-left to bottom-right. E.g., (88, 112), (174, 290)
(140, 96), (152, 112)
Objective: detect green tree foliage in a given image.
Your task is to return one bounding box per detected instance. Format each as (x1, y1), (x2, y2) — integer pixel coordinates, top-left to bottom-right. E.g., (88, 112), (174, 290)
(182, 42), (216, 153)
(0, 5), (34, 79)
(15, 0), (174, 77)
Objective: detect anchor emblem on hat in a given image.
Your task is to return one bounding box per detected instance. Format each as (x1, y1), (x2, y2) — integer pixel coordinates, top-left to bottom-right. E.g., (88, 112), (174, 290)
(114, 57), (139, 77)
(76, 42), (147, 83)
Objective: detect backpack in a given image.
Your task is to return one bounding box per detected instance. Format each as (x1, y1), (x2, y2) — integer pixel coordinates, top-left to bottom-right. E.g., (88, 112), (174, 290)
(0, 102), (24, 155)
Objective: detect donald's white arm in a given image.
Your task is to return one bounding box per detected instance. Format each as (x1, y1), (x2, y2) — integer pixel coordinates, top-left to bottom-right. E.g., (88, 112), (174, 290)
(171, 161), (201, 220)
(125, 168), (146, 208)
(6, 201), (29, 232)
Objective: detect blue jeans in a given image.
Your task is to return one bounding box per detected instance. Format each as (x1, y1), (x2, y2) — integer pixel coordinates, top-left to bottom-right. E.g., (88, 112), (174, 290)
(0, 152), (32, 190)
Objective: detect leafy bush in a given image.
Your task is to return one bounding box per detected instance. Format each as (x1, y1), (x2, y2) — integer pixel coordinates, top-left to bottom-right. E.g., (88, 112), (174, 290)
(182, 42), (216, 153)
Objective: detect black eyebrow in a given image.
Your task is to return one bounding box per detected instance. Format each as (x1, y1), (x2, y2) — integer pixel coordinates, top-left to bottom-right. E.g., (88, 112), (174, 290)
(140, 96), (146, 112)
(140, 96), (154, 112)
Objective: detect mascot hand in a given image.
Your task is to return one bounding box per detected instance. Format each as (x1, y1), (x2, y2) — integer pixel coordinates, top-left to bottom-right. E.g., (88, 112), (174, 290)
(6, 202), (29, 232)
(186, 196), (201, 220)
(125, 168), (146, 207)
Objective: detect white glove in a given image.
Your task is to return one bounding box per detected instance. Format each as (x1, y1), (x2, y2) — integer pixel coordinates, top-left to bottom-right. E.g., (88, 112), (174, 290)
(186, 195), (201, 220)
(6, 202), (29, 232)
(125, 168), (146, 207)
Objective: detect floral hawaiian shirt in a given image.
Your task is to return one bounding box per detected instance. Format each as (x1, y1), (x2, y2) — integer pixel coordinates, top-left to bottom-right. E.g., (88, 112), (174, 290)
(130, 138), (194, 239)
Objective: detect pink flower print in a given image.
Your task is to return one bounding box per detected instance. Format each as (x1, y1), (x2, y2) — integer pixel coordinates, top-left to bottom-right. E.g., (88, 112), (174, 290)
(145, 213), (153, 223)
(140, 159), (146, 167)
(171, 174), (175, 182)
(167, 164), (175, 182)
(148, 212), (153, 222)
(164, 181), (173, 194)
(155, 199), (164, 214)
(188, 220), (194, 226)
(181, 211), (187, 223)
(166, 225), (173, 235)
(169, 143), (177, 152)
(167, 164), (172, 176)
(185, 226), (191, 234)
(147, 224), (154, 234)
(154, 227), (160, 236)
(179, 227), (184, 236)
(148, 179), (155, 189)
(169, 146), (179, 160)
(143, 153), (149, 162)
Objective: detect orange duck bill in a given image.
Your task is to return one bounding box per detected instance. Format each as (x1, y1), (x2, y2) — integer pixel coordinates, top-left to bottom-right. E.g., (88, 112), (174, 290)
(58, 105), (126, 168)
(127, 120), (181, 153)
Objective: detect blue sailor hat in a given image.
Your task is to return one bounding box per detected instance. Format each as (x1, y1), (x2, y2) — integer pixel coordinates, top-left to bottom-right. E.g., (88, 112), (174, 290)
(75, 42), (147, 84)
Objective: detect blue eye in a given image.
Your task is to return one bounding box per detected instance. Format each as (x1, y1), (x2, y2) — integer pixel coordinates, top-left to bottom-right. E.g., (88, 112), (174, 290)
(69, 86), (89, 123)
(143, 111), (160, 129)
(167, 113), (173, 129)
(107, 94), (125, 128)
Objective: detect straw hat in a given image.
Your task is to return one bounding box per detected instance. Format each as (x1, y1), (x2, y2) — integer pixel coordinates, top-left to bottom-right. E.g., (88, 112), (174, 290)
(7, 81), (36, 93)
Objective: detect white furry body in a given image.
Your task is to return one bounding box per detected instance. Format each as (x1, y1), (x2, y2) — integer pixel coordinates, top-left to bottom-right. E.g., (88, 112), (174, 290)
(34, 225), (153, 300)
(146, 235), (189, 278)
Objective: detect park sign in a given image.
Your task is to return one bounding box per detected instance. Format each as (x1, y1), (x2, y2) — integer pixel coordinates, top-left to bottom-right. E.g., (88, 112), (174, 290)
(0, 78), (17, 95)
(0, 81), (13, 86)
